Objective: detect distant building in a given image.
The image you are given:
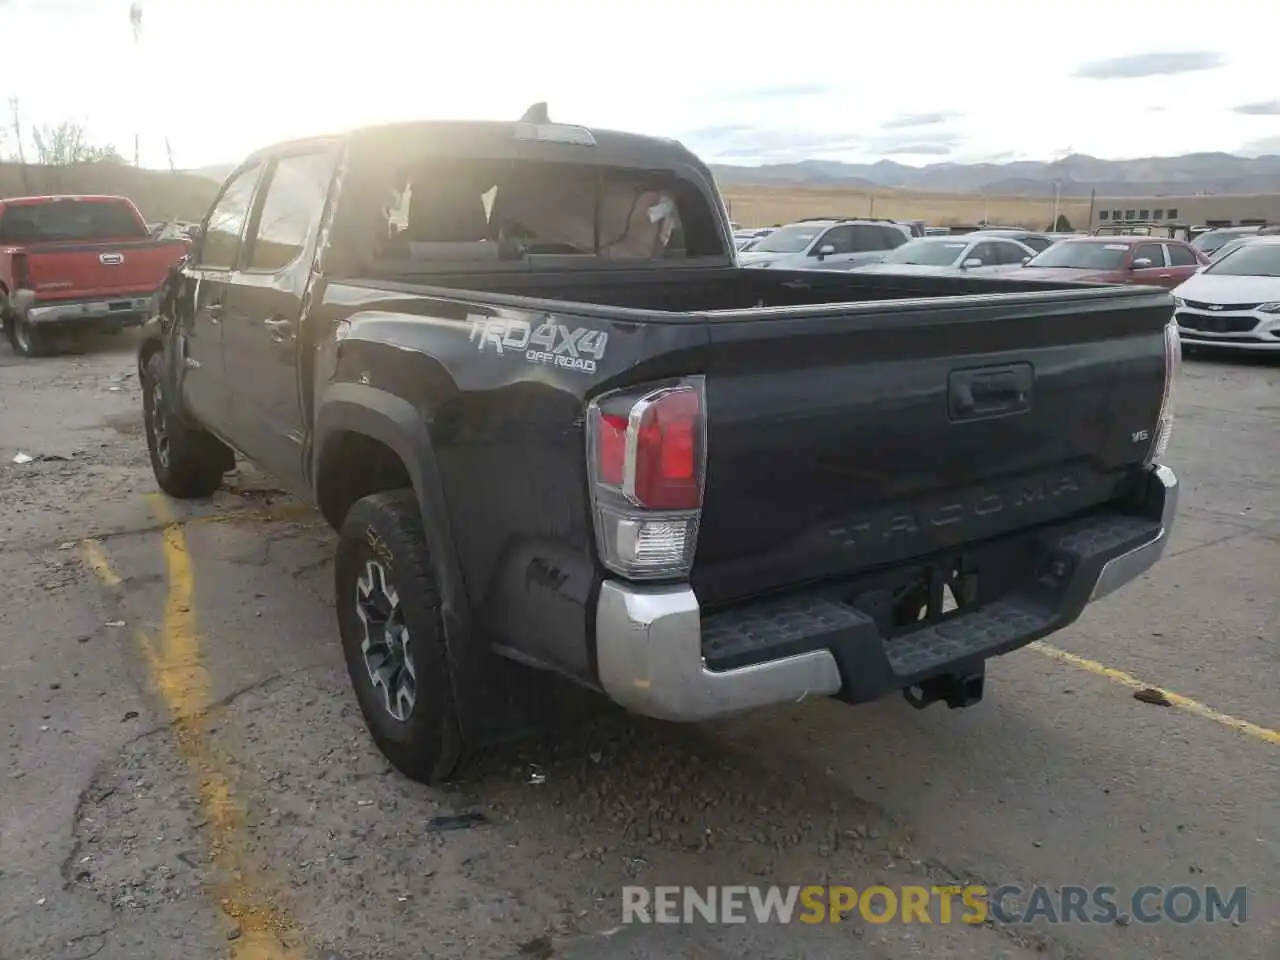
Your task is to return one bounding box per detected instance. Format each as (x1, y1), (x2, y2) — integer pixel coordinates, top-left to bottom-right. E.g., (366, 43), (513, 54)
(1090, 193), (1280, 230)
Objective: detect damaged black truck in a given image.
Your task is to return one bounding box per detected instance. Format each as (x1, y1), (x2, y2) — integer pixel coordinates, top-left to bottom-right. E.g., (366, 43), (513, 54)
(138, 116), (1180, 783)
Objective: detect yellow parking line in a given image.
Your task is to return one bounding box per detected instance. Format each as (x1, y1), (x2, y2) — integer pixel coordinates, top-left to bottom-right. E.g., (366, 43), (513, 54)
(146, 494), (306, 959)
(77, 499), (306, 958)
(1030, 641), (1280, 746)
(79, 539), (122, 588)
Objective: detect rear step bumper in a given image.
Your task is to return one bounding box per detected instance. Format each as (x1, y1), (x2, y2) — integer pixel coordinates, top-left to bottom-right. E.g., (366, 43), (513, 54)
(595, 465), (1177, 722)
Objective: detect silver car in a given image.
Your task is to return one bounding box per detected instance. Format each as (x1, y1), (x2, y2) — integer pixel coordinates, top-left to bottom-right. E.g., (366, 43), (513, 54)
(738, 218), (912, 270)
(848, 235), (1037, 276)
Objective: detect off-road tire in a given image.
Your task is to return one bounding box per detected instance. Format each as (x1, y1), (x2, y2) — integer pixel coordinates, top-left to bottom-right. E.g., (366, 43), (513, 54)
(336, 489), (469, 784)
(142, 352), (231, 498)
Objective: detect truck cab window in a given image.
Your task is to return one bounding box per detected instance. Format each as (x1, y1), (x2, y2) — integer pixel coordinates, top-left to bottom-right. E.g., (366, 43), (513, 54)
(247, 152), (334, 272)
(346, 154), (723, 273)
(198, 165), (261, 269)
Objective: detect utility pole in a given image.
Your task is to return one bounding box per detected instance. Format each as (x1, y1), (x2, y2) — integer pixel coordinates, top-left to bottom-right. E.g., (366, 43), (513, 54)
(1086, 187), (1096, 229)
(130, 2), (143, 166)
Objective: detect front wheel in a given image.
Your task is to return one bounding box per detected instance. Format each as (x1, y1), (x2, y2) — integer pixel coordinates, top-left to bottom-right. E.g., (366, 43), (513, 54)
(142, 352), (232, 498)
(9, 314), (50, 357)
(335, 489), (469, 784)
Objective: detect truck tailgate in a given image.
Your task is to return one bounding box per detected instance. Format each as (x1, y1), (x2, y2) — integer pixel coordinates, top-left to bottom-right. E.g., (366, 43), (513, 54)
(692, 288), (1173, 607)
(23, 239), (186, 300)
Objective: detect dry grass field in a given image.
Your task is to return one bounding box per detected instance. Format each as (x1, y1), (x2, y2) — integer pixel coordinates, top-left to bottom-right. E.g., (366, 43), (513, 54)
(0, 162), (218, 220)
(721, 183), (1094, 230)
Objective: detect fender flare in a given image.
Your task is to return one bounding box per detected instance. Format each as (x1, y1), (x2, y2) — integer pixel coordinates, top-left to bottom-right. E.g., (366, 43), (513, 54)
(313, 383), (481, 739)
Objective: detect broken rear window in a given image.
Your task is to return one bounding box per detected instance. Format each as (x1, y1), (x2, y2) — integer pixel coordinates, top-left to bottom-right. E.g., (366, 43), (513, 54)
(333, 152), (725, 273)
(0, 198), (148, 243)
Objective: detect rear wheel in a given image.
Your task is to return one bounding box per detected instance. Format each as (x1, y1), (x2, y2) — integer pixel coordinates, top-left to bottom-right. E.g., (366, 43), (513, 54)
(142, 352), (232, 498)
(335, 489), (470, 784)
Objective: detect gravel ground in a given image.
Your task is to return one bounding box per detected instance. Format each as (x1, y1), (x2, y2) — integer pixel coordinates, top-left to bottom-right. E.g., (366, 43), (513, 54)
(1, 332), (1276, 960)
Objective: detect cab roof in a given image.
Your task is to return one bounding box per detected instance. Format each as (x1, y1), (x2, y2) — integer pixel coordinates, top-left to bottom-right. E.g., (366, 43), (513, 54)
(242, 119), (695, 169)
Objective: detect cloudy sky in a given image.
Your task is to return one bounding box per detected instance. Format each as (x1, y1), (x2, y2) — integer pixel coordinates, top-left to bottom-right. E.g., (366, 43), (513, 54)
(1, 0), (1276, 170)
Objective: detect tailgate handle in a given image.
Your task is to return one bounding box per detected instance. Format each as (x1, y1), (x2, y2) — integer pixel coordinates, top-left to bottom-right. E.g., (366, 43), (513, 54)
(949, 363), (1033, 421)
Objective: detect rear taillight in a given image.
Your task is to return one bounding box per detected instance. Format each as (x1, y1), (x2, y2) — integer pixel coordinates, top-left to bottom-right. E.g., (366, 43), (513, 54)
(587, 377), (706, 580)
(11, 252), (30, 290)
(1146, 317), (1180, 465)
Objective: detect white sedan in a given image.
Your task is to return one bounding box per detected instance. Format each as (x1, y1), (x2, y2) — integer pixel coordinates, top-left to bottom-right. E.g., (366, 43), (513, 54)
(846, 235), (1037, 276)
(1172, 237), (1280, 353)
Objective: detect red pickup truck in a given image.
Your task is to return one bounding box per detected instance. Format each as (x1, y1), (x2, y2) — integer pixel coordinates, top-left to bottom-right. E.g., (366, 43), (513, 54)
(0, 194), (189, 357)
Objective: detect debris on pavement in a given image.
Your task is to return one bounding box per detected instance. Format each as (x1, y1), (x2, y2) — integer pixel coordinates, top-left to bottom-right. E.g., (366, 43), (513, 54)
(12, 452), (34, 464)
(425, 812), (489, 833)
(1134, 687), (1173, 707)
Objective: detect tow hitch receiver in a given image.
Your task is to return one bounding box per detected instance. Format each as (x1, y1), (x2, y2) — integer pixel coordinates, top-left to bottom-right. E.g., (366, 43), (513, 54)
(903, 666), (985, 710)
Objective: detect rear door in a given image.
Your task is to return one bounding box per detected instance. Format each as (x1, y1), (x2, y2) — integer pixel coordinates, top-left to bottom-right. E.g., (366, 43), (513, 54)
(692, 289), (1173, 606)
(992, 240), (1032, 265)
(1162, 243), (1203, 284)
(219, 146), (337, 489)
(1130, 241), (1173, 286)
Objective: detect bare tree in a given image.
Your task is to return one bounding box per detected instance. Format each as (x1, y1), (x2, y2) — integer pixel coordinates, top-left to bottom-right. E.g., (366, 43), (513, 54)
(7, 97), (32, 192)
(31, 121), (120, 165)
(8, 97), (27, 164)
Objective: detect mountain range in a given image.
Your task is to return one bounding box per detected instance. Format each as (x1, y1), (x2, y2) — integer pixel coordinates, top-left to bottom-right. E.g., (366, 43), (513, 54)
(708, 152), (1280, 198)
(192, 152), (1280, 200)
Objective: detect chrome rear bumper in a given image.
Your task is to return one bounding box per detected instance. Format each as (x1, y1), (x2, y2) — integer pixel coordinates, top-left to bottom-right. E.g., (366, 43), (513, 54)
(595, 465), (1178, 722)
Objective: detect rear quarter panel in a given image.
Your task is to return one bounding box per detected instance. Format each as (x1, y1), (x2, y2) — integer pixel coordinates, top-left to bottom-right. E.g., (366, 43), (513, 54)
(313, 282), (708, 681)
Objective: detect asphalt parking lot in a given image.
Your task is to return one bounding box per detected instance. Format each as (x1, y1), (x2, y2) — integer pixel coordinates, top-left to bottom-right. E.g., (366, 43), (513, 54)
(1, 334), (1276, 960)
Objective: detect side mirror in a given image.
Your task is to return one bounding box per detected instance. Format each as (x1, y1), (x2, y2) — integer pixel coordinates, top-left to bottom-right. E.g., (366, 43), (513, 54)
(1132, 258), (1153, 269)
(962, 257), (983, 269)
(815, 243), (836, 260)
(1021, 256), (1032, 265)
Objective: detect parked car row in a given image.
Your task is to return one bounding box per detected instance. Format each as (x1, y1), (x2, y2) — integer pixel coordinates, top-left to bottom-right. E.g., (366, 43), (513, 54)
(733, 213), (1083, 275)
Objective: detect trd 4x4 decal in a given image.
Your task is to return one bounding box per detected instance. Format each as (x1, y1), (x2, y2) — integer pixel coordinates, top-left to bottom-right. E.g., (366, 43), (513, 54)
(467, 313), (608, 374)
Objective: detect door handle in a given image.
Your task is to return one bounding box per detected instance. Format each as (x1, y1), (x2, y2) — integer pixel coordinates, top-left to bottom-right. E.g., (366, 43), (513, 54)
(207, 302), (223, 322)
(1158, 274), (1172, 280)
(263, 317), (295, 343)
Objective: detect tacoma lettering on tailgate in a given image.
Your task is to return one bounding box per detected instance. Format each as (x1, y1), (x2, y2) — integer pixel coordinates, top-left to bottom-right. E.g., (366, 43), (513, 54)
(830, 472), (1083, 547)
(467, 313), (608, 374)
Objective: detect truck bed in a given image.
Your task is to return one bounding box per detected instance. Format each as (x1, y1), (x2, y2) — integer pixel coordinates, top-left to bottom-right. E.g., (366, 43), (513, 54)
(327, 266), (1173, 616)
(360, 263), (1087, 314)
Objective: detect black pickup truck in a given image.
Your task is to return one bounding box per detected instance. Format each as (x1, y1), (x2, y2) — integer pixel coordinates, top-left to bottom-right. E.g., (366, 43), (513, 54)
(138, 115), (1181, 783)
